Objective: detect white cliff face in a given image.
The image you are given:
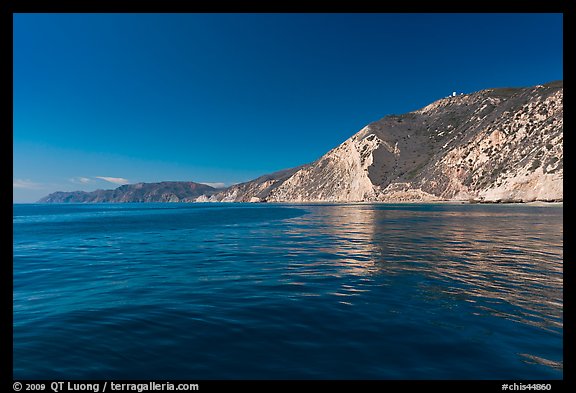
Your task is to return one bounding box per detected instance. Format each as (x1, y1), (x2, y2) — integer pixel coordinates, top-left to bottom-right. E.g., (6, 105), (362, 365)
(267, 131), (382, 202)
(40, 84), (562, 205)
(478, 168), (562, 202)
(205, 81), (562, 204)
(424, 88), (563, 202)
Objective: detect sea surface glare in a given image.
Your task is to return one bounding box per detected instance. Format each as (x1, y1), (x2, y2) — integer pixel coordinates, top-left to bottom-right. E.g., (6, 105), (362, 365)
(13, 203), (563, 379)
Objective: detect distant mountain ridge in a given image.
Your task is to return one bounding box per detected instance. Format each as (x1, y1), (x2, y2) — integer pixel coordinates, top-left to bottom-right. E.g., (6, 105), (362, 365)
(39, 81), (562, 204)
(38, 181), (217, 203)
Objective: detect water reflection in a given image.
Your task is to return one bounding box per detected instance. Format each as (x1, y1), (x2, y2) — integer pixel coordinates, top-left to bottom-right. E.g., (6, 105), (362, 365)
(14, 203), (563, 379)
(282, 203), (563, 370)
(372, 206), (562, 333)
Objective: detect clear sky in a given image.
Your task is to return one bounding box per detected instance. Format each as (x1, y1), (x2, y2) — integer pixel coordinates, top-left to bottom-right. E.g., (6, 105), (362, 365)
(13, 13), (563, 202)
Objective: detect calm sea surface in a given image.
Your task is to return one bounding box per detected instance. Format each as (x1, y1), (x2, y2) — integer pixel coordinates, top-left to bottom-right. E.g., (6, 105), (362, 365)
(13, 203), (563, 379)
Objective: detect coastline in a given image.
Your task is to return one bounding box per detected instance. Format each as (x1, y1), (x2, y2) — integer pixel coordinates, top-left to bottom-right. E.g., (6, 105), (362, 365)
(20, 199), (563, 206)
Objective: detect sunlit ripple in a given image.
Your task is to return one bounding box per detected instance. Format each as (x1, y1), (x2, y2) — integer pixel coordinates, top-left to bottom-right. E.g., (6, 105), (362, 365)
(13, 203), (562, 379)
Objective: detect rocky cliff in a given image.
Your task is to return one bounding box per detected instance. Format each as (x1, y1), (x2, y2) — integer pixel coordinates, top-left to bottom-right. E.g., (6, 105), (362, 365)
(39, 81), (563, 204)
(207, 81), (562, 203)
(39, 181), (217, 203)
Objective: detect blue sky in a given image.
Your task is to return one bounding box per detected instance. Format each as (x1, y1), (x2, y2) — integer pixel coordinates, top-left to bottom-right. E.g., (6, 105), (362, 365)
(13, 13), (563, 202)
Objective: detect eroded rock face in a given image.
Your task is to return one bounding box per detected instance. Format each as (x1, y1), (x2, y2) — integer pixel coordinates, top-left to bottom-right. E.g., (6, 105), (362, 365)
(39, 82), (563, 204)
(413, 83), (563, 202)
(266, 131), (384, 202)
(210, 81), (562, 203)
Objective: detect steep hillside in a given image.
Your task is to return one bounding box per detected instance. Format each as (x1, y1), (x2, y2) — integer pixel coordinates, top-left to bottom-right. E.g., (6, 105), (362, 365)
(208, 81), (562, 203)
(39, 81), (563, 204)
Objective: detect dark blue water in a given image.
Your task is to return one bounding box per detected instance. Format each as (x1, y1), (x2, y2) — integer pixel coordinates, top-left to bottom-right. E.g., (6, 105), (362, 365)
(13, 203), (563, 379)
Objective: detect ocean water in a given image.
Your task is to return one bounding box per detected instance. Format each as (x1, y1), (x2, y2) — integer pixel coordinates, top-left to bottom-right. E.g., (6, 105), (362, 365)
(13, 203), (563, 379)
